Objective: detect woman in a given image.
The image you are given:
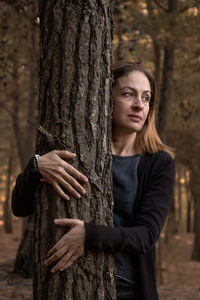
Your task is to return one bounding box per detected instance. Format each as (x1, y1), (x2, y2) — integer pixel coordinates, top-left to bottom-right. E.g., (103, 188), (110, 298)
(12, 62), (175, 300)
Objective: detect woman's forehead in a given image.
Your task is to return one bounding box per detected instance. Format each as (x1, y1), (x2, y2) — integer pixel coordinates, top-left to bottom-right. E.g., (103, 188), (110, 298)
(115, 71), (151, 90)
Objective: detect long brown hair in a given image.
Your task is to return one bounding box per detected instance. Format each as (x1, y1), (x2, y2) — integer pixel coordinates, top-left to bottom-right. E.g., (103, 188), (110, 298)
(112, 61), (174, 158)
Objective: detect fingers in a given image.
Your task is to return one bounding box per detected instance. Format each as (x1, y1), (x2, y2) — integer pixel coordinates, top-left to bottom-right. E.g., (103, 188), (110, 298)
(54, 150), (76, 159)
(52, 251), (73, 272)
(46, 248), (81, 273)
(59, 254), (78, 271)
(54, 218), (81, 227)
(63, 163), (88, 183)
(56, 176), (85, 199)
(44, 246), (66, 267)
(52, 168), (87, 199)
(47, 238), (64, 257)
(63, 173), (87, 196)
(52, 182), (70, 201)
(55, 149), (89, 185)
(51, 251), (77, 273)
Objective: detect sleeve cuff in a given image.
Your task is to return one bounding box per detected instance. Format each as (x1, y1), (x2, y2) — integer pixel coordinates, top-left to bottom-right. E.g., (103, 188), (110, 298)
(25, 157), (43, 184)
(84, 222), (123, 253)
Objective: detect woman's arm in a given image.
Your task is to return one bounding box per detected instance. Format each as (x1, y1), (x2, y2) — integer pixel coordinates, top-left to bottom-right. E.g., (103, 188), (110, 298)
(44, 153), (175, 272)
(11, 157), (41, 217)
(11, 150), (88, 217)
(84, 154), (175, 254)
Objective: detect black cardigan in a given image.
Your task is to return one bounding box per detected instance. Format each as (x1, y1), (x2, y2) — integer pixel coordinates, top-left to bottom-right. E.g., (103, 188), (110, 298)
(12, 151), (175, 300)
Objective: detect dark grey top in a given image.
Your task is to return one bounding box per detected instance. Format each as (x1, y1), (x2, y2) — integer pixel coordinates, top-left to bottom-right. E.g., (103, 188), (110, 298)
(112, 154), (140, 286)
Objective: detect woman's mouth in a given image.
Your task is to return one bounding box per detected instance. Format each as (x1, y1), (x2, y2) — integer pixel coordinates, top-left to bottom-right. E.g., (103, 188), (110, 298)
(128, 114), (142, 122)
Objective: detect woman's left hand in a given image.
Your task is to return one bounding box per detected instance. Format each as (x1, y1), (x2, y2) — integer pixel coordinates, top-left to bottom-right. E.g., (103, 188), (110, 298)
(44, 218), (85, 273)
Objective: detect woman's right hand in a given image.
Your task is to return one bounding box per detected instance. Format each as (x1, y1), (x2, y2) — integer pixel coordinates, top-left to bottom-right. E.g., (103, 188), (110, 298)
(37, 150), (88, 201)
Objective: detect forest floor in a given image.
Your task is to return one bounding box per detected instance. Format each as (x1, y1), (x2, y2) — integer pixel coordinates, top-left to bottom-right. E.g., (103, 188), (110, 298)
(0, 218), (200, 300)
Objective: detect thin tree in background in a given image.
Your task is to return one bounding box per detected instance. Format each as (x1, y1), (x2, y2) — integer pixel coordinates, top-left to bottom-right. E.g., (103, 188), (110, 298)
(156, 0), (178, 142)
(10, 3), (39, 278)
(3, 140), (14, 233)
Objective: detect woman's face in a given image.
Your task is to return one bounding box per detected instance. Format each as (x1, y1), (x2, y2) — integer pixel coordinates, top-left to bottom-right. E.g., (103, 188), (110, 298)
(112, 70), (151, 135)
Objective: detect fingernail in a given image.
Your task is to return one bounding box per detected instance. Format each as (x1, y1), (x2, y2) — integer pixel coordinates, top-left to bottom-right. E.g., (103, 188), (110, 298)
(54, 219), (59, 224)
(82, 189), (86, 194)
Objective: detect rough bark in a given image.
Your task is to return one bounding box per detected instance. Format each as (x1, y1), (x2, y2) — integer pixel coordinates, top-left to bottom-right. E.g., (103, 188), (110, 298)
(34, 1), (114, 299)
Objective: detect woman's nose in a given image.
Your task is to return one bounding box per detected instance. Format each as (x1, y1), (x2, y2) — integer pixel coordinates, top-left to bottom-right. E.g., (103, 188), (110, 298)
(131, 96), (144, 109)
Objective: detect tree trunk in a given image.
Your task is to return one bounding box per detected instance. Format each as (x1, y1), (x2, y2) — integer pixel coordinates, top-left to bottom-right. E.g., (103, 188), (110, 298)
(146, 0), (162, 91)
(12, 56), (35, 277)
(153, 40), (161, 92)
(23, 5), (38, 165)
(146, 0), (163, 284)
(186, 194), (191, 233)
(13, 4), (38, 278)
(3, 141), (13, 234)
(34, 1), (114, 299)
(185, 171), (192, 233)
(157, 0), (178, 142)
(14, 214), (35, 277)
(12, 58), (24, 169)
(157, 45), (175, 142)
(191, 162), (200, 260)
(164, 194), (177, 244)
(114, 1), (124, 61)
(177, 165), (182, 231)
(155, 240), (163, 285)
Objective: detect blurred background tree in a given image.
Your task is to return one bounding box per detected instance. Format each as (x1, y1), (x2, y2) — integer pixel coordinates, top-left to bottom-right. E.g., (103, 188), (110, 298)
(0, 0), (38, 277)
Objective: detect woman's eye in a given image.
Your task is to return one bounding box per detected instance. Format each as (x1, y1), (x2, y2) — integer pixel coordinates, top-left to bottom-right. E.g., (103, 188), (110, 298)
(123, 92), (133, 97)
(143, 95), (150, 102)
